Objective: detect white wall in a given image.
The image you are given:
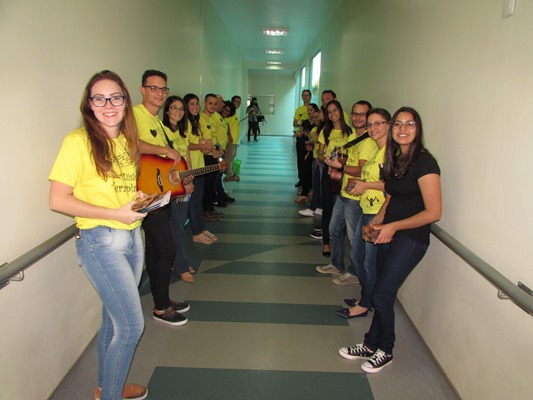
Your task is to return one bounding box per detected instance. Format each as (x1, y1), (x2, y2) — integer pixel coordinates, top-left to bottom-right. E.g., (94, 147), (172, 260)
(0, 1), (242, 398)
(314, 1), (533, 399)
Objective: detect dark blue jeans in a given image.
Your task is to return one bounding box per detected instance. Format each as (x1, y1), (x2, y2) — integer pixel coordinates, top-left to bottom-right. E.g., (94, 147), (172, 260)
(187, 175), (206, 235)
(309, 159), (322, 211)
(364, 234), (428, 355)
(353, 213), (378, 309)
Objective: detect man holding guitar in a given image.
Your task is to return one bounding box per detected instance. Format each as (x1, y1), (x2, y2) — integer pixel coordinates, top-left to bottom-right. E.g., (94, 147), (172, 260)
(133, 69), (191, 326)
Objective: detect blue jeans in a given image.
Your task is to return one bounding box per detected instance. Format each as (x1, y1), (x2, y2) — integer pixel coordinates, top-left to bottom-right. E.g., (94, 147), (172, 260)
(363, 234), (428, 355)
(76, 227), (144, 400)
(329, 196), (362, 272)
(353, 213), (378, 309)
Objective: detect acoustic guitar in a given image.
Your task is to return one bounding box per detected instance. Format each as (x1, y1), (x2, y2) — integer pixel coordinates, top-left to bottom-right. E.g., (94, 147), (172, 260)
(137, 154), (227, 198)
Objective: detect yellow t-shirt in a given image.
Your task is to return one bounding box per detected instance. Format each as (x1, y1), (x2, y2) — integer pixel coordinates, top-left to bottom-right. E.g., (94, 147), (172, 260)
(341, 135), (378, 200)
(293, 105), (309, 125)
(211, 111), (228, 150)
(359, 145), (386, 214)
(186, 121), (205, 169)
(48, 128), (141, 230)
(167, 129), (190, 161)
(226, 114), (241, 143)
(133, 104), (172, 150)
(199, 112), (214, 142)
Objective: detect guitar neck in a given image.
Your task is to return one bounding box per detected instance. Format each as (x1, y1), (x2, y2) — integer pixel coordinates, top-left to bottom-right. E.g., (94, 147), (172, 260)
(178, 164), (221, 179)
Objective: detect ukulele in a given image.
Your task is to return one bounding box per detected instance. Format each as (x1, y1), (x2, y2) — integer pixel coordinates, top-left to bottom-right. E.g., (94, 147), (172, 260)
(328, 147), (347, 194)
(137, 154), (227, 198)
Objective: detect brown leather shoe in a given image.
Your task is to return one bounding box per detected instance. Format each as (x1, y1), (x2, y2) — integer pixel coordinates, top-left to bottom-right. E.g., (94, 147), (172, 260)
(94, 384), (148, 400)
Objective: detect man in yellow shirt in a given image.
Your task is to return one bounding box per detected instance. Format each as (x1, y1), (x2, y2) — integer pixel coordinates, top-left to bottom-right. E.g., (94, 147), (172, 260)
(134, 69), (190, 326)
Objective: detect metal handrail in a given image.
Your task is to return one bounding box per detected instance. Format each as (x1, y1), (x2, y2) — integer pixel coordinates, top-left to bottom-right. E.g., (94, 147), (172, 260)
(431, 224), (533, 315)
(0, 224), (77, 289)
(1, 223), (532, 316)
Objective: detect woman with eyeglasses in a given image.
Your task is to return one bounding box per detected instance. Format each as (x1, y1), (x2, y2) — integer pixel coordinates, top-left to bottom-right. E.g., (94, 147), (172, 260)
(336, 108), (391, 319)
(49, 71), (148, 400)
(339, 106), (441, 374)
(162, 96), (196, 283)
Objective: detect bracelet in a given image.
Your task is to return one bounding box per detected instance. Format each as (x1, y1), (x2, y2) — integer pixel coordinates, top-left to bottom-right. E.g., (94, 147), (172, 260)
(337, 166), (344, 172)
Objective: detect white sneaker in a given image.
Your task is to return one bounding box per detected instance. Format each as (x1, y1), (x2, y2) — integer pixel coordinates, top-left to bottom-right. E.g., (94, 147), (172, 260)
(333, 273), (359, 286)
(314, 208), (323, 215)
(299, 208), (315, 217)
(316, 264), (342, 275)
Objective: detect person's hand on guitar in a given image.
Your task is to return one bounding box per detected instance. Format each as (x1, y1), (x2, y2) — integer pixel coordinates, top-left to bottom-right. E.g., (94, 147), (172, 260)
(183, 176), (194, 195)
(347, 179), (369, 196)
(164, 148), (181, 163)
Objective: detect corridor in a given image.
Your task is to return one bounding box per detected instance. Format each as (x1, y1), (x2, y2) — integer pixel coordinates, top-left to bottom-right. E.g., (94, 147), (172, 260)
(52, 136), (458, 400)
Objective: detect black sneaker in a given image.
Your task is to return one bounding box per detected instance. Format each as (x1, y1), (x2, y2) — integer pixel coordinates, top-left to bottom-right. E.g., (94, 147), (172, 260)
(361, 349), (393, 373)
(153, 307), (188, 326)
(294, 181), (302, 187)
(213, 201), (228, 208)
(339, 344), (375, 360)
(223, 195), (236, 203)
(169, 299), (190, 313)
(309, 230), (323, 240)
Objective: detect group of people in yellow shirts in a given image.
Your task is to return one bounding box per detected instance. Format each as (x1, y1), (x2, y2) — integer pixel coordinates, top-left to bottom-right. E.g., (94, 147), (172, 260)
(292, 89), (442, 374)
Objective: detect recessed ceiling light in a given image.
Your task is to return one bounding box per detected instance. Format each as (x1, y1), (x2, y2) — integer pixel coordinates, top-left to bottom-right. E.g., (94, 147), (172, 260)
(262, 27), (289, 36)
(267, 61), (282, 65)
(266, 49), (284, 55)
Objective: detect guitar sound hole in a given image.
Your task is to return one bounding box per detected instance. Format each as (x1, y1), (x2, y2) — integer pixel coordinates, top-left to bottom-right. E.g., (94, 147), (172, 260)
(168, 168), (181, 185)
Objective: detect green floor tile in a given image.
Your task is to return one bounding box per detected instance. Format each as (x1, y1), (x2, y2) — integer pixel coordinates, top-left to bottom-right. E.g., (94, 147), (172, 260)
(203, 261), (323, 277)
(186, 300), (348, 325)
(147, 367), (373, 400)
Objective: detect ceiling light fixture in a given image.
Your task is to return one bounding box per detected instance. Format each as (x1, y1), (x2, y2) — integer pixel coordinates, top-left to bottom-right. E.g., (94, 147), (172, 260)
(262, 27), (289, 36)
(267, 61), (282, 65)
(266, 49), (284, 55)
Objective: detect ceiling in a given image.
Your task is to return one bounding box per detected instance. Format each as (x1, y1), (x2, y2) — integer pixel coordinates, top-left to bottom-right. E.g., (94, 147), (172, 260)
(209, 0), (343, 73)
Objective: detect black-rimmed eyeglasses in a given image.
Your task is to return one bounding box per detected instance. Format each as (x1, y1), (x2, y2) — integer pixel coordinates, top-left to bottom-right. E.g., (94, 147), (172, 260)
(89, 96), (126, 107)
(143, 85), (169, 94)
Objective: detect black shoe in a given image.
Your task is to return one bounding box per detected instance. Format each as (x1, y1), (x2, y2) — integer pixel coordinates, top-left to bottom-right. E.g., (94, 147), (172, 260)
(344, 298), (359, 307)
(336, 307), (368, 319)
(169, 299), (190, 313)
(223, 195), (236, 203)
(294, 181), (302, 187)
(211, 209), (224, 217)
(310, 230), (323, 240)
(213, 201), (228, 208)
(339, 344), (375, 360)
(362, 350), (393, 373)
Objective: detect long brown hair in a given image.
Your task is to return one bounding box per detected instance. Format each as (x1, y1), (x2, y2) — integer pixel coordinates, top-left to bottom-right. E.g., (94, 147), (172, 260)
(383, 106), (426, 179)
(80, 70), (140, 179)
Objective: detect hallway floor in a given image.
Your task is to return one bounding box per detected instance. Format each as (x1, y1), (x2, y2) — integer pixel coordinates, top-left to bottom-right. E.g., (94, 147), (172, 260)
(52, 136), (459, 400)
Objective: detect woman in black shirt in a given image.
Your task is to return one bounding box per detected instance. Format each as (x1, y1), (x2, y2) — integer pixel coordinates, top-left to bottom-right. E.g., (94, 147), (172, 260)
(338, 106), (442, 373)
